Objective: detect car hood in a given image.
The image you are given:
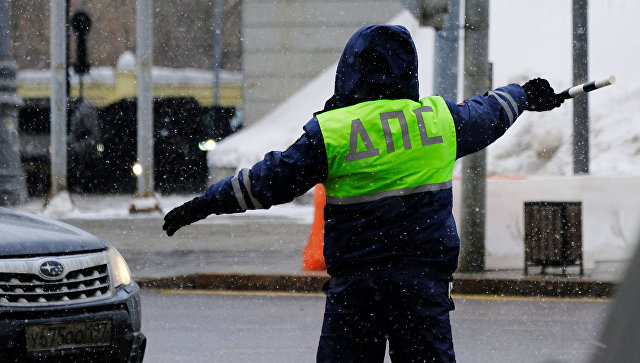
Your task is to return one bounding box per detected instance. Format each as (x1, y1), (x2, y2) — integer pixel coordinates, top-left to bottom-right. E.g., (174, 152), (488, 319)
(0, 207), (109, 257)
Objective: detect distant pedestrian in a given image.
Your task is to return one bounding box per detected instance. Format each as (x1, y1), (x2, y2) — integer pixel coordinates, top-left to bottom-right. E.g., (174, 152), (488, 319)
(163, 24), (564, 362)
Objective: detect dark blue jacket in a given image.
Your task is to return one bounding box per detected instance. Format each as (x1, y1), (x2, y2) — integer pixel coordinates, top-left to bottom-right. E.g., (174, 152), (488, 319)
(200, 25), (526, 278)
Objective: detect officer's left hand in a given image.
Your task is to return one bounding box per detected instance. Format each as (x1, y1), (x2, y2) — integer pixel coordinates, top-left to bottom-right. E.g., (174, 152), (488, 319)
(162, 198), (211, 236)
(522, 78), (564, 111)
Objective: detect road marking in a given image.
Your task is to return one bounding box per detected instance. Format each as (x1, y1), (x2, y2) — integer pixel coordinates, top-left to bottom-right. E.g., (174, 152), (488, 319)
(220, 348), (308, 354)
(452, 294), (609, 303)
(150, 289), (608, 302)
(151, 288), (324, 297)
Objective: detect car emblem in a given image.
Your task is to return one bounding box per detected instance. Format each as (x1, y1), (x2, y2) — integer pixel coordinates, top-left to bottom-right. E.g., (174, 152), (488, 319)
(38, 260), (65, 280)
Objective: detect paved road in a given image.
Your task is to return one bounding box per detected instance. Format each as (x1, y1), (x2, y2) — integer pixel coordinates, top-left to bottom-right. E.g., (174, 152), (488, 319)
(140, 289), (609, 363)
(61, 214), (313, 279)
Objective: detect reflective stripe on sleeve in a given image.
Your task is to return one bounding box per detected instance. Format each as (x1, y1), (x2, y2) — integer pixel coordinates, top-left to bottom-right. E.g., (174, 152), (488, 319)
(488, 91), (514, 125)
(325, 180), (452, 205)
(494, 90), (519, 116)
(230, 175), (248, 210)
(240, 168), (263, 209)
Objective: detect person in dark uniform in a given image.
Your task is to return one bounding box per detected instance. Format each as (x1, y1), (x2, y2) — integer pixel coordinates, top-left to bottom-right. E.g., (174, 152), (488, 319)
(163, 24), (564, 362)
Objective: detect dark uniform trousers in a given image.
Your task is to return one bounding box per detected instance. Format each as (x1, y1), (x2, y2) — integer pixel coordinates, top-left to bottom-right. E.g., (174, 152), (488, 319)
(316, 267), (456, 363)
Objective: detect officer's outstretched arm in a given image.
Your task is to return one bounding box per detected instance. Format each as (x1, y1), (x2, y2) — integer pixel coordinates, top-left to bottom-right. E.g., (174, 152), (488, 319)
(163, 122), (327, 236)
(447, 83), (527, 159)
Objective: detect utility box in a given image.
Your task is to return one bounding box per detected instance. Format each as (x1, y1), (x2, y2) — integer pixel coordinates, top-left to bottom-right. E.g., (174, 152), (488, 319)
(524, 201), (583, 275)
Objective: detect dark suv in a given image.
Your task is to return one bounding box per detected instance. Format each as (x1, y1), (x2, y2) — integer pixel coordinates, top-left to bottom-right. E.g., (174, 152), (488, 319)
(0, 207), (146, 362)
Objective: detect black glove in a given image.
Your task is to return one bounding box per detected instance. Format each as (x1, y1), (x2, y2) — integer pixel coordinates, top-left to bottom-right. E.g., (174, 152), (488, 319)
(162, 198), (211, 236)
(522, 78), (564, 111)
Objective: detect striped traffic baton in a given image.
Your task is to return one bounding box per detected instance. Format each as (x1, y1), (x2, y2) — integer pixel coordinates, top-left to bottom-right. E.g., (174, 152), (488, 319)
(559, 75), (616, 99)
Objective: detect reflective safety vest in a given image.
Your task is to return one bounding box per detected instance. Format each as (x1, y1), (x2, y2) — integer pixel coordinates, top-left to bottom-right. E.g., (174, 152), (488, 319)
(316, 97), (457, 205)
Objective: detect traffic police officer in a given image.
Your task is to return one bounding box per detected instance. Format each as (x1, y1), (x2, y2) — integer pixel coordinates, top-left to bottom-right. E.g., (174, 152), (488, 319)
(163, 25), (564, 362)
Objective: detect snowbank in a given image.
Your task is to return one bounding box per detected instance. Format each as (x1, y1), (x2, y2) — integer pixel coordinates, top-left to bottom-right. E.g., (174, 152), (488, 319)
(210, 1), (640, 177)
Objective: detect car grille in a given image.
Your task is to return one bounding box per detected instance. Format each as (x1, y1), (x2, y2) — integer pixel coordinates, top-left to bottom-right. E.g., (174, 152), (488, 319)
(0, 252), (115, 307)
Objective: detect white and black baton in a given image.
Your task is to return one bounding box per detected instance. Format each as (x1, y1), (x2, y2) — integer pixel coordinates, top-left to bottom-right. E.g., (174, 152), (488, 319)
(558, 75), (616, 99)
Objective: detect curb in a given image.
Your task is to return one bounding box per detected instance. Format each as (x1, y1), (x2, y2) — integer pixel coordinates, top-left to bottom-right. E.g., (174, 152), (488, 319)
(452, 274), (616, 298)
(138, 273), (329, 293)
(137, 272), (617, 298)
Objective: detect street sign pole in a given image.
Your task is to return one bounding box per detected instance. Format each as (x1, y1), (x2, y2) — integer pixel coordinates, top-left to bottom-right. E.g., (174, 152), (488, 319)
(130, 0), (160, 213)
(458, 0), (490, 273)
(572, 0), (589, 174)
(213, 0), (223, 107)
(45, 0), (75, 214)
(0, 0), (27, 206)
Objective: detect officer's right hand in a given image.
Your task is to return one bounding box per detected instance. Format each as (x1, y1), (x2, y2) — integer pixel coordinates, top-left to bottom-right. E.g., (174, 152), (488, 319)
(522, 78), (564, 112)
(162, 198), (210, 236)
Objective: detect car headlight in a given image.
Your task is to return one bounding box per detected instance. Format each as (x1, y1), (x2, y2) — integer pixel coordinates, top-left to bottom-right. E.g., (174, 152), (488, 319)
(108, 248), (132, 287)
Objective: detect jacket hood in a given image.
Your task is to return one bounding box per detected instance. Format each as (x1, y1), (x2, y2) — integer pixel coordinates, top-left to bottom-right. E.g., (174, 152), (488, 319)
(319, 24), (419, 114)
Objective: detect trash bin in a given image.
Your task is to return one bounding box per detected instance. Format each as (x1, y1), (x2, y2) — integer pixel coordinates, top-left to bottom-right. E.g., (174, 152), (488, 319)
(524, 201), (583, 275)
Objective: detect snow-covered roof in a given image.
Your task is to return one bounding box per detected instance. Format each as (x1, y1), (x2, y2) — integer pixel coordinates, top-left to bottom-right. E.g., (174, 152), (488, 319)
(17, 50), (242, 87)
(17, 67), (116, 85)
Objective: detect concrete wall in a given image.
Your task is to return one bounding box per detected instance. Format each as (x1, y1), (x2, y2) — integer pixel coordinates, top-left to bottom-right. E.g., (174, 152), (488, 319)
(451, 176), (640, 271)
(10, 0), (242, 71)
(242, 0), (405, 125)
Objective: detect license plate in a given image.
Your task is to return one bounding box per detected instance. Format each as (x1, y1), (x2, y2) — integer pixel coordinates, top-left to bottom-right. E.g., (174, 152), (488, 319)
(25, 320), (112, 352)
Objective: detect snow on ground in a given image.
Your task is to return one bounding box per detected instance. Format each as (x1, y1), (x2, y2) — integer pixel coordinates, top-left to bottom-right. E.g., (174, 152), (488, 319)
(19, 194), (314, 224)
(486, 86), (640, 176)
(42, 191), (76, 217)
(210, 0), (640, 178)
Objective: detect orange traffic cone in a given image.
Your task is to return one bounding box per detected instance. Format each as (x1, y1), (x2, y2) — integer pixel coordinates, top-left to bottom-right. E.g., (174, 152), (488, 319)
(302, 184), (326, 270)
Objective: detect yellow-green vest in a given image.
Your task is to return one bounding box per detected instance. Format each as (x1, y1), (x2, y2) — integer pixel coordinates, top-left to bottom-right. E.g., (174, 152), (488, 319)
(316, 96), (457, 205)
